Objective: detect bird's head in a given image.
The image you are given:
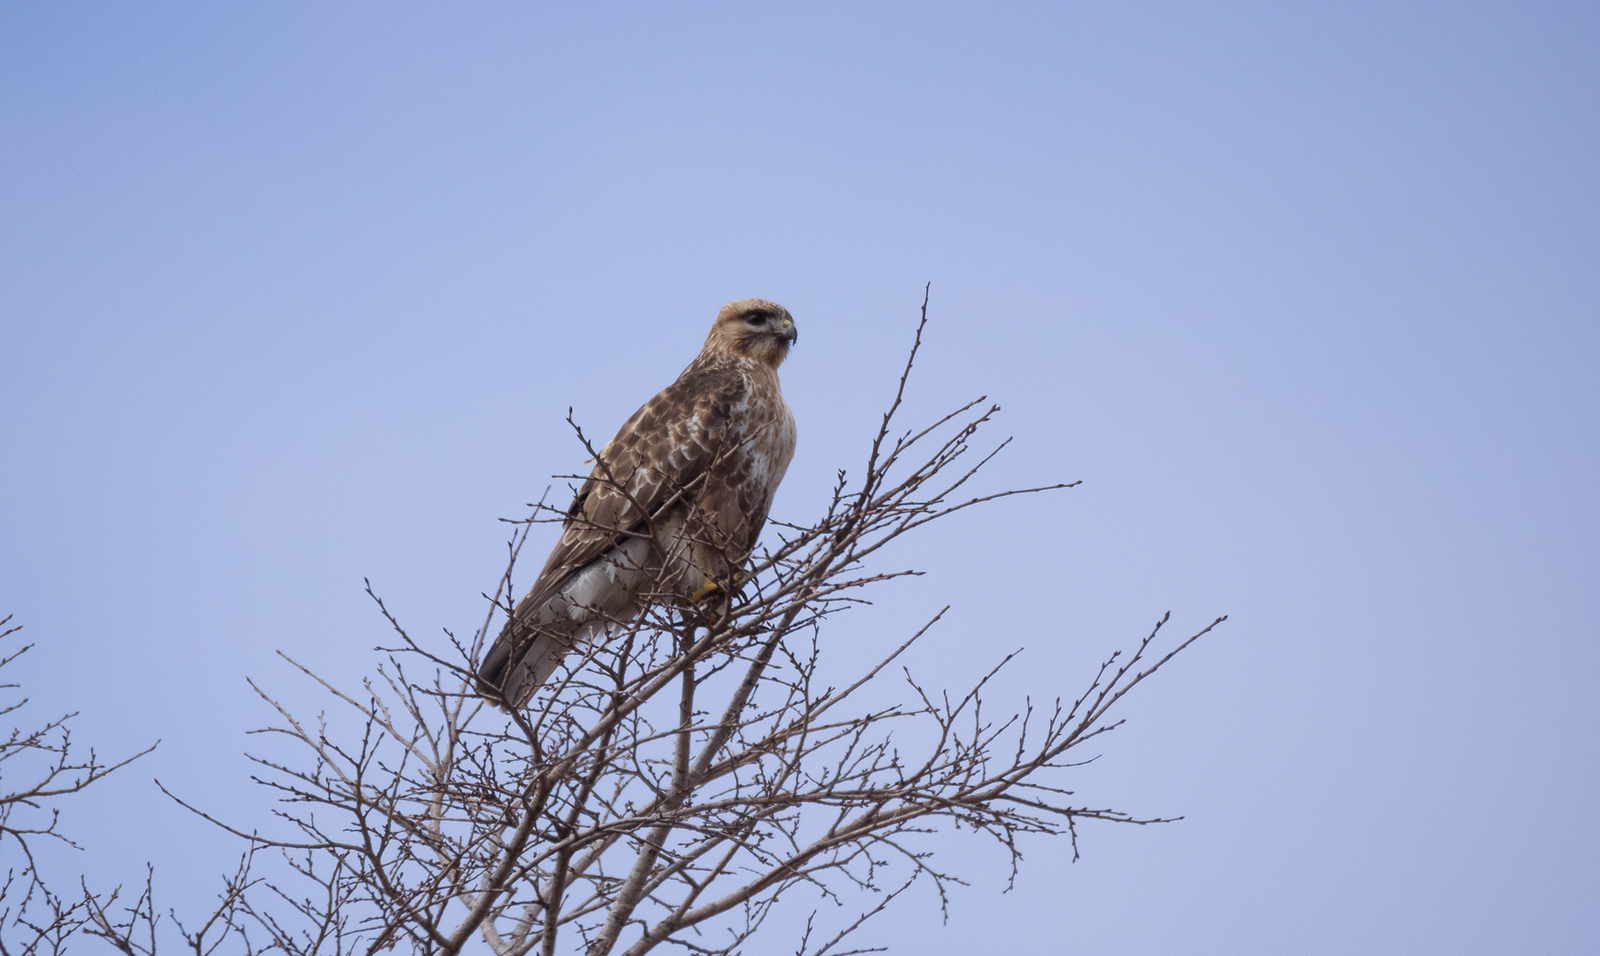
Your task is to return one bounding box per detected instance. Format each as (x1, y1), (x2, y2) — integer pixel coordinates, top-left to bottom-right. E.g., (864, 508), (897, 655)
(705, 298), (798, 368)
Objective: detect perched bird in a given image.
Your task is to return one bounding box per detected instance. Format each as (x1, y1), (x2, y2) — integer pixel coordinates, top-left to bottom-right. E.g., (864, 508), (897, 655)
(477, 298), (799, 709)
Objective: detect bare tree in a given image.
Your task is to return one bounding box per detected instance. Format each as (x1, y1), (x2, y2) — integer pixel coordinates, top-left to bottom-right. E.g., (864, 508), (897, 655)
(30, 295), (1224, 955)
(0, 616), (154, 956)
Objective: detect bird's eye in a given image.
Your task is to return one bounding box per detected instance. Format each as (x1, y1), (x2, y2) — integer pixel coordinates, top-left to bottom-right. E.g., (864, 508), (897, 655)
(744, 312), (767, 325)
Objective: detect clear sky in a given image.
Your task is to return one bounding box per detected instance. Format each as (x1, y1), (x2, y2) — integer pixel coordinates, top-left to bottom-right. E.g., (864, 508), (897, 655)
(2, 3), (1596, 953)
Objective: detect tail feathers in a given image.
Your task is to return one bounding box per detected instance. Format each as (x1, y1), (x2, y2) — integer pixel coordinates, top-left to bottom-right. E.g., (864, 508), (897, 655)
(478, 539), (651, 709)
(476, 622), (571, 711)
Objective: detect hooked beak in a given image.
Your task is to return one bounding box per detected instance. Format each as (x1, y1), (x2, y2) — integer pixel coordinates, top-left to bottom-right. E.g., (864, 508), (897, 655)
(781, 317), (798, 345)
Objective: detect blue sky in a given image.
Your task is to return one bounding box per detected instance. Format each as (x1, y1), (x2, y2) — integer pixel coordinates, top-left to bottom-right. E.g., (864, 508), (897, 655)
(2, 3), (1597, 953)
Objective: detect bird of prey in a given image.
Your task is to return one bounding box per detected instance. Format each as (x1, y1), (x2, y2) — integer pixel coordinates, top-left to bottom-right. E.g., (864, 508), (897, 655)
(476, 298), (799, 709)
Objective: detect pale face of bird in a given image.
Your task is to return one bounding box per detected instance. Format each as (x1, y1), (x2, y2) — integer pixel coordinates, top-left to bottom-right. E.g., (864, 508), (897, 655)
(705, 298), (798, 367)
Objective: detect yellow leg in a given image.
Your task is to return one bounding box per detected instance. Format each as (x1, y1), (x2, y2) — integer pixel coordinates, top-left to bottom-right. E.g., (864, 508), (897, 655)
(688, 570), (749, 604)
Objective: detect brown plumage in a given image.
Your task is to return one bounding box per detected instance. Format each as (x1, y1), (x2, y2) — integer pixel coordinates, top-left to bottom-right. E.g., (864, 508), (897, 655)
(477, 298), (799, 709)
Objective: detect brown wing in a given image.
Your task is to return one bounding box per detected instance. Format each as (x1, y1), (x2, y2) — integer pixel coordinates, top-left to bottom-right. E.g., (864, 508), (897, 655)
(510, 365), (745, 618)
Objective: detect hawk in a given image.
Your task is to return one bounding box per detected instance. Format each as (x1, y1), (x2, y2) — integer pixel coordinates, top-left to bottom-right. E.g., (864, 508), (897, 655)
(477, 298), (799, 709)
